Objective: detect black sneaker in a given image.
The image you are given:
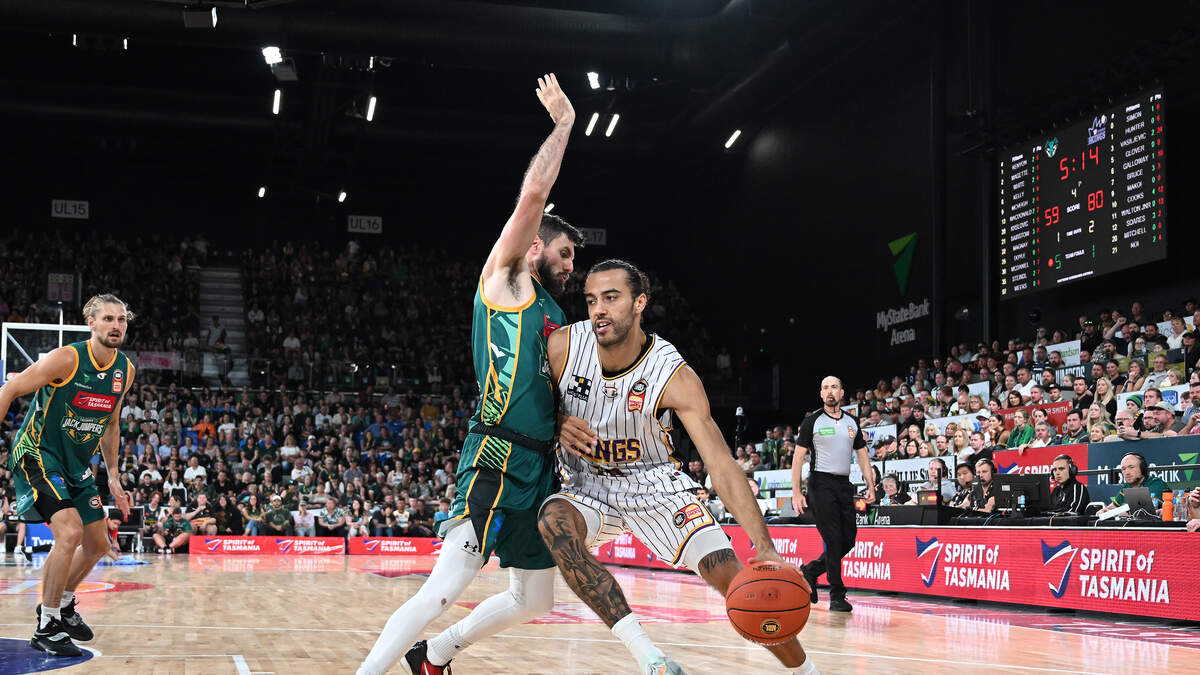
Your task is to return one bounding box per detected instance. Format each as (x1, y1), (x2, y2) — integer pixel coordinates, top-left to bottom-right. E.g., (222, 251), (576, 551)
(828, 597), (853, 613)
(800, 563), (819, 605)
(38, 601), (94, 641)
(404, 639), (452, 675)
(30, 616), (82, 656)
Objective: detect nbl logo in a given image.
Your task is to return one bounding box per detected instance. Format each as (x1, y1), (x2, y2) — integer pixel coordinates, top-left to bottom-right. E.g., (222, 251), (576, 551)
(915, 536), (943, 588)
(1041, 540), (1078, 599)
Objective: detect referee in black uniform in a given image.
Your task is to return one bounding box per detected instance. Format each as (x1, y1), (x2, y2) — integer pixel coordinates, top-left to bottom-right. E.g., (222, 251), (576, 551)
(791, 376), (876, 612)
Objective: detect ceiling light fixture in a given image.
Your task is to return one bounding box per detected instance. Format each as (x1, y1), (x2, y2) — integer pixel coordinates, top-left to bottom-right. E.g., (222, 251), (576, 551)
(605, 113), (620, 138)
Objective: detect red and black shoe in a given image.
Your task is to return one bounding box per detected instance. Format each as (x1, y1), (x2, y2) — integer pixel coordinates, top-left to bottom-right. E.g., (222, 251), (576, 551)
(404, 640), (452, 675)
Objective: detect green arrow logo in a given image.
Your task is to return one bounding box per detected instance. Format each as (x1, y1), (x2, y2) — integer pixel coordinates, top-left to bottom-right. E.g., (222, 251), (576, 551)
(888, 232), (918, 295)
(1179, 453), (1197, 481)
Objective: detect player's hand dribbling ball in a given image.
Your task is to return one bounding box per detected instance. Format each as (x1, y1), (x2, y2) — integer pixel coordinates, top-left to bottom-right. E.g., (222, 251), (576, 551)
(725, 561), (811, 645)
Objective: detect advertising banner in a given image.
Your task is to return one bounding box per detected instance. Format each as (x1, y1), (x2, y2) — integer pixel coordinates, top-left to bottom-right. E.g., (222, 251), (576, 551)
(348, 537), (442, 555)
(1046, 340), (1082, 366)
(997, 401), (1073, 431)
(598, 525), (1197, 621)
(993, 444), (1090, 485)
(189, 536), (346, 555)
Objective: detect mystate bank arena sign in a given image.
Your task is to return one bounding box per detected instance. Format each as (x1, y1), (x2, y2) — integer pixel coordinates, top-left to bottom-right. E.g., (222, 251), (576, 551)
(877, 299), (931, 347)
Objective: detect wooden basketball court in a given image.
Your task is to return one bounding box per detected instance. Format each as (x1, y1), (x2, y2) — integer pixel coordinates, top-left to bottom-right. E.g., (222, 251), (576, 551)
(1, 552), (1198, 674)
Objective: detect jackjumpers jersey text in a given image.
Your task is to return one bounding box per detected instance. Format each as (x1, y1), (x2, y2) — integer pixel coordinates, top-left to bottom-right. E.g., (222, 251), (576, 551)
(11, 341), (131, 490)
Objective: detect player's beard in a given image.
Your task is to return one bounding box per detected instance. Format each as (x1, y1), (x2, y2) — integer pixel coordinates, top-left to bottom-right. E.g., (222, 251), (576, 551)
(595, 313), (634, 347)
(535, 254), (564, 296)
(99, 332), (124, 349)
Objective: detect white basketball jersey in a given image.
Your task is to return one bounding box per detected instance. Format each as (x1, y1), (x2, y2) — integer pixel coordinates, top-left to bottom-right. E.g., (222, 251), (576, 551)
(557, 321), (697, 492)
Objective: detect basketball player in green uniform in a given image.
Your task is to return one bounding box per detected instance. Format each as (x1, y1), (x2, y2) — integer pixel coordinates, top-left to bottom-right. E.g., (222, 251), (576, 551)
(0, 294), (134, 656)
(358, 73), (588, 675)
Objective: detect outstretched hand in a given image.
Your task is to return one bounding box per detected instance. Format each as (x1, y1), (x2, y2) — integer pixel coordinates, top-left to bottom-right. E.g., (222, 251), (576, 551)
(535, 73), (575, 125)
(558, 414), (598, 458)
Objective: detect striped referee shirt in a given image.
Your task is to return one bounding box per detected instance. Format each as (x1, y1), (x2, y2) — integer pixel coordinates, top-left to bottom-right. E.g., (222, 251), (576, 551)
(797, 408), (866, 477)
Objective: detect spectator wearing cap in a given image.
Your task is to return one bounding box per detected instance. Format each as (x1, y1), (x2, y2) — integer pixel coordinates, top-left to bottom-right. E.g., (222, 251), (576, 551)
(872, 435), (896, 461)
(264, 494), (294, 535)
(1138, 402), (1179, 439)
(1045, 382), (1067, 404)
(1080, 318), (1102, 353)
(154, 507), (192, 554)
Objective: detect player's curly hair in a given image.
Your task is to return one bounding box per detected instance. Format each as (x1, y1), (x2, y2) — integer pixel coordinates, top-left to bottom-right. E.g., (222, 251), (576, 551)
(82, 293), (136, 322)
(587, 259), (651, 303)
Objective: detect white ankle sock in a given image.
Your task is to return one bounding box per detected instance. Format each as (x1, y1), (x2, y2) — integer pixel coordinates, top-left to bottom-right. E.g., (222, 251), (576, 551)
(794, 657), (819, 675)
(61, 591), (75, 607)
(611, 613), (663, 666)
(41, 605), (61, 628)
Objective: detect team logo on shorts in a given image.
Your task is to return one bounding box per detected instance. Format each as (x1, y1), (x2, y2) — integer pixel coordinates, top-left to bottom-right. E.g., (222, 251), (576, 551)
(89, 496), (102, 509)
(627, 379), (648, 412)
(673, 503), (705, 529)
(567, 375), (592, 401)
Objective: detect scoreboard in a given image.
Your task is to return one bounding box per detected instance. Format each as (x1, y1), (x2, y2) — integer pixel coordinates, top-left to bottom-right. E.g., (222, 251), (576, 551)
(998, 89), (1166, 298)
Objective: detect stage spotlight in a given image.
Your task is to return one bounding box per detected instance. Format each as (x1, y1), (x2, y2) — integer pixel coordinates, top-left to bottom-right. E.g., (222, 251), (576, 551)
(338, 190), (348, 203)
(272, 89), (281, 115)
(262, 46), (282, 65)
(584, 112), (599, 137)
(182, 5), (217, 28)
(587, 72), (600, 90)
(724, 129), (742, 149)
(605, 113), (620, 138)
(257, 186), (266, 198)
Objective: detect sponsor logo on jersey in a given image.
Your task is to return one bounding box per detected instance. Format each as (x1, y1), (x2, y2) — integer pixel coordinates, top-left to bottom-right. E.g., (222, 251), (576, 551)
(97, 372), (106, 380)
(113, 369), (123, 380)
(567, 375), (592, 401)
(543, 315), (560, 337)
(51, 475), (67, 488)
(112, 370), (123, 394)
(673, 502), (705, 529)
(603, 383), (619, 398)
(72, 392), (117, 412)
(61, 408), (109, 445)
(592, 438), (642, 464)
(628, 379), (648, 412)
(818, 427), (836, 436)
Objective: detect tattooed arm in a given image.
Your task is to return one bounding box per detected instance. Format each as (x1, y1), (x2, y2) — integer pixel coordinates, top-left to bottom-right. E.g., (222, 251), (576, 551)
(482, 73), (575, 307)
(538, 499), (631, 627)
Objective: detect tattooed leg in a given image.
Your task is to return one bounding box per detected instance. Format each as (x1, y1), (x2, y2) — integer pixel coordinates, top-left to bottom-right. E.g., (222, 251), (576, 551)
(537, 499), (632, 628)
(696, 548), (808, 669)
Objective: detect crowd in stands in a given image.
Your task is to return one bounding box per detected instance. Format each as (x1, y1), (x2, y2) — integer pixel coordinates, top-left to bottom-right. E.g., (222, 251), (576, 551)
(239, 240), (720, 391)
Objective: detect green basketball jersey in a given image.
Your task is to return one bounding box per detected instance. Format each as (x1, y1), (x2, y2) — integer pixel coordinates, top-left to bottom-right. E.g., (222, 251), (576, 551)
(11, 341), (131, 489)
(469, 276), (565, 470)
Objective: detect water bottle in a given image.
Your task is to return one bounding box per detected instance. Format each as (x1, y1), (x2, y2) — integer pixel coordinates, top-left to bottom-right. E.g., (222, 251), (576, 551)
(1017, 493), (1027, 510)
(1174, 493), (1185, 522)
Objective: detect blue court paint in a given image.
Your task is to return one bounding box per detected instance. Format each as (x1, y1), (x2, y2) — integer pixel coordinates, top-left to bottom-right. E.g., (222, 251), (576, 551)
(0, 638), (95, 673)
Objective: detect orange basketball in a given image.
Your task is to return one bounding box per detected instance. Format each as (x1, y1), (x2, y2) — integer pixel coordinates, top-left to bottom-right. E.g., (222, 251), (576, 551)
(724, 561), (811, 645)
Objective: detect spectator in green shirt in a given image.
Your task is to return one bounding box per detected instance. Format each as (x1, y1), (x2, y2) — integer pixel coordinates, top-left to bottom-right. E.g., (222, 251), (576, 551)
(264, 495), (294, 535)
(154, 508), (192, 554)
(1099, 452), (1172, 515)
(317, 498), (347, 538)
(1007, 409), (1035, 451)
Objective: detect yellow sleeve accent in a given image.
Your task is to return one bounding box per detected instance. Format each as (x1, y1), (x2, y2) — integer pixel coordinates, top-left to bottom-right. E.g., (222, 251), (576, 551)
(478, 276), (536, 313)
(51, 347), (80, 388)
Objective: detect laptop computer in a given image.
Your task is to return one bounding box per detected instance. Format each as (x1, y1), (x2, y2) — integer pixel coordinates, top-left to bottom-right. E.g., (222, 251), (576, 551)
(1122, 487), (1159, 520)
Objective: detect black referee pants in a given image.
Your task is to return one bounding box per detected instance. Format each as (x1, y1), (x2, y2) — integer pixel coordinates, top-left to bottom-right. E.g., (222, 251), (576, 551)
(805, 471), (857, 600)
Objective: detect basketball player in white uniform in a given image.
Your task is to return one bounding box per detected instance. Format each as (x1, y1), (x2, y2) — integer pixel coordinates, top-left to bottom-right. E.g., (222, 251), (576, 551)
(544, 260), (815, 674)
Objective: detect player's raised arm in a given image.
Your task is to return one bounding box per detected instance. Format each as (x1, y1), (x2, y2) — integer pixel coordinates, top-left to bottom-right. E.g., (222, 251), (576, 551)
(0, 347), (77, 421)
(483, 74), (575, 296)
(661, 365), (781, 563)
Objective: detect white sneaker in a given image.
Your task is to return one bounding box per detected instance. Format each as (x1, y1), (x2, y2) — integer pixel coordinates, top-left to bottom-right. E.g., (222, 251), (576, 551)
(643, 656), (688, 675)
